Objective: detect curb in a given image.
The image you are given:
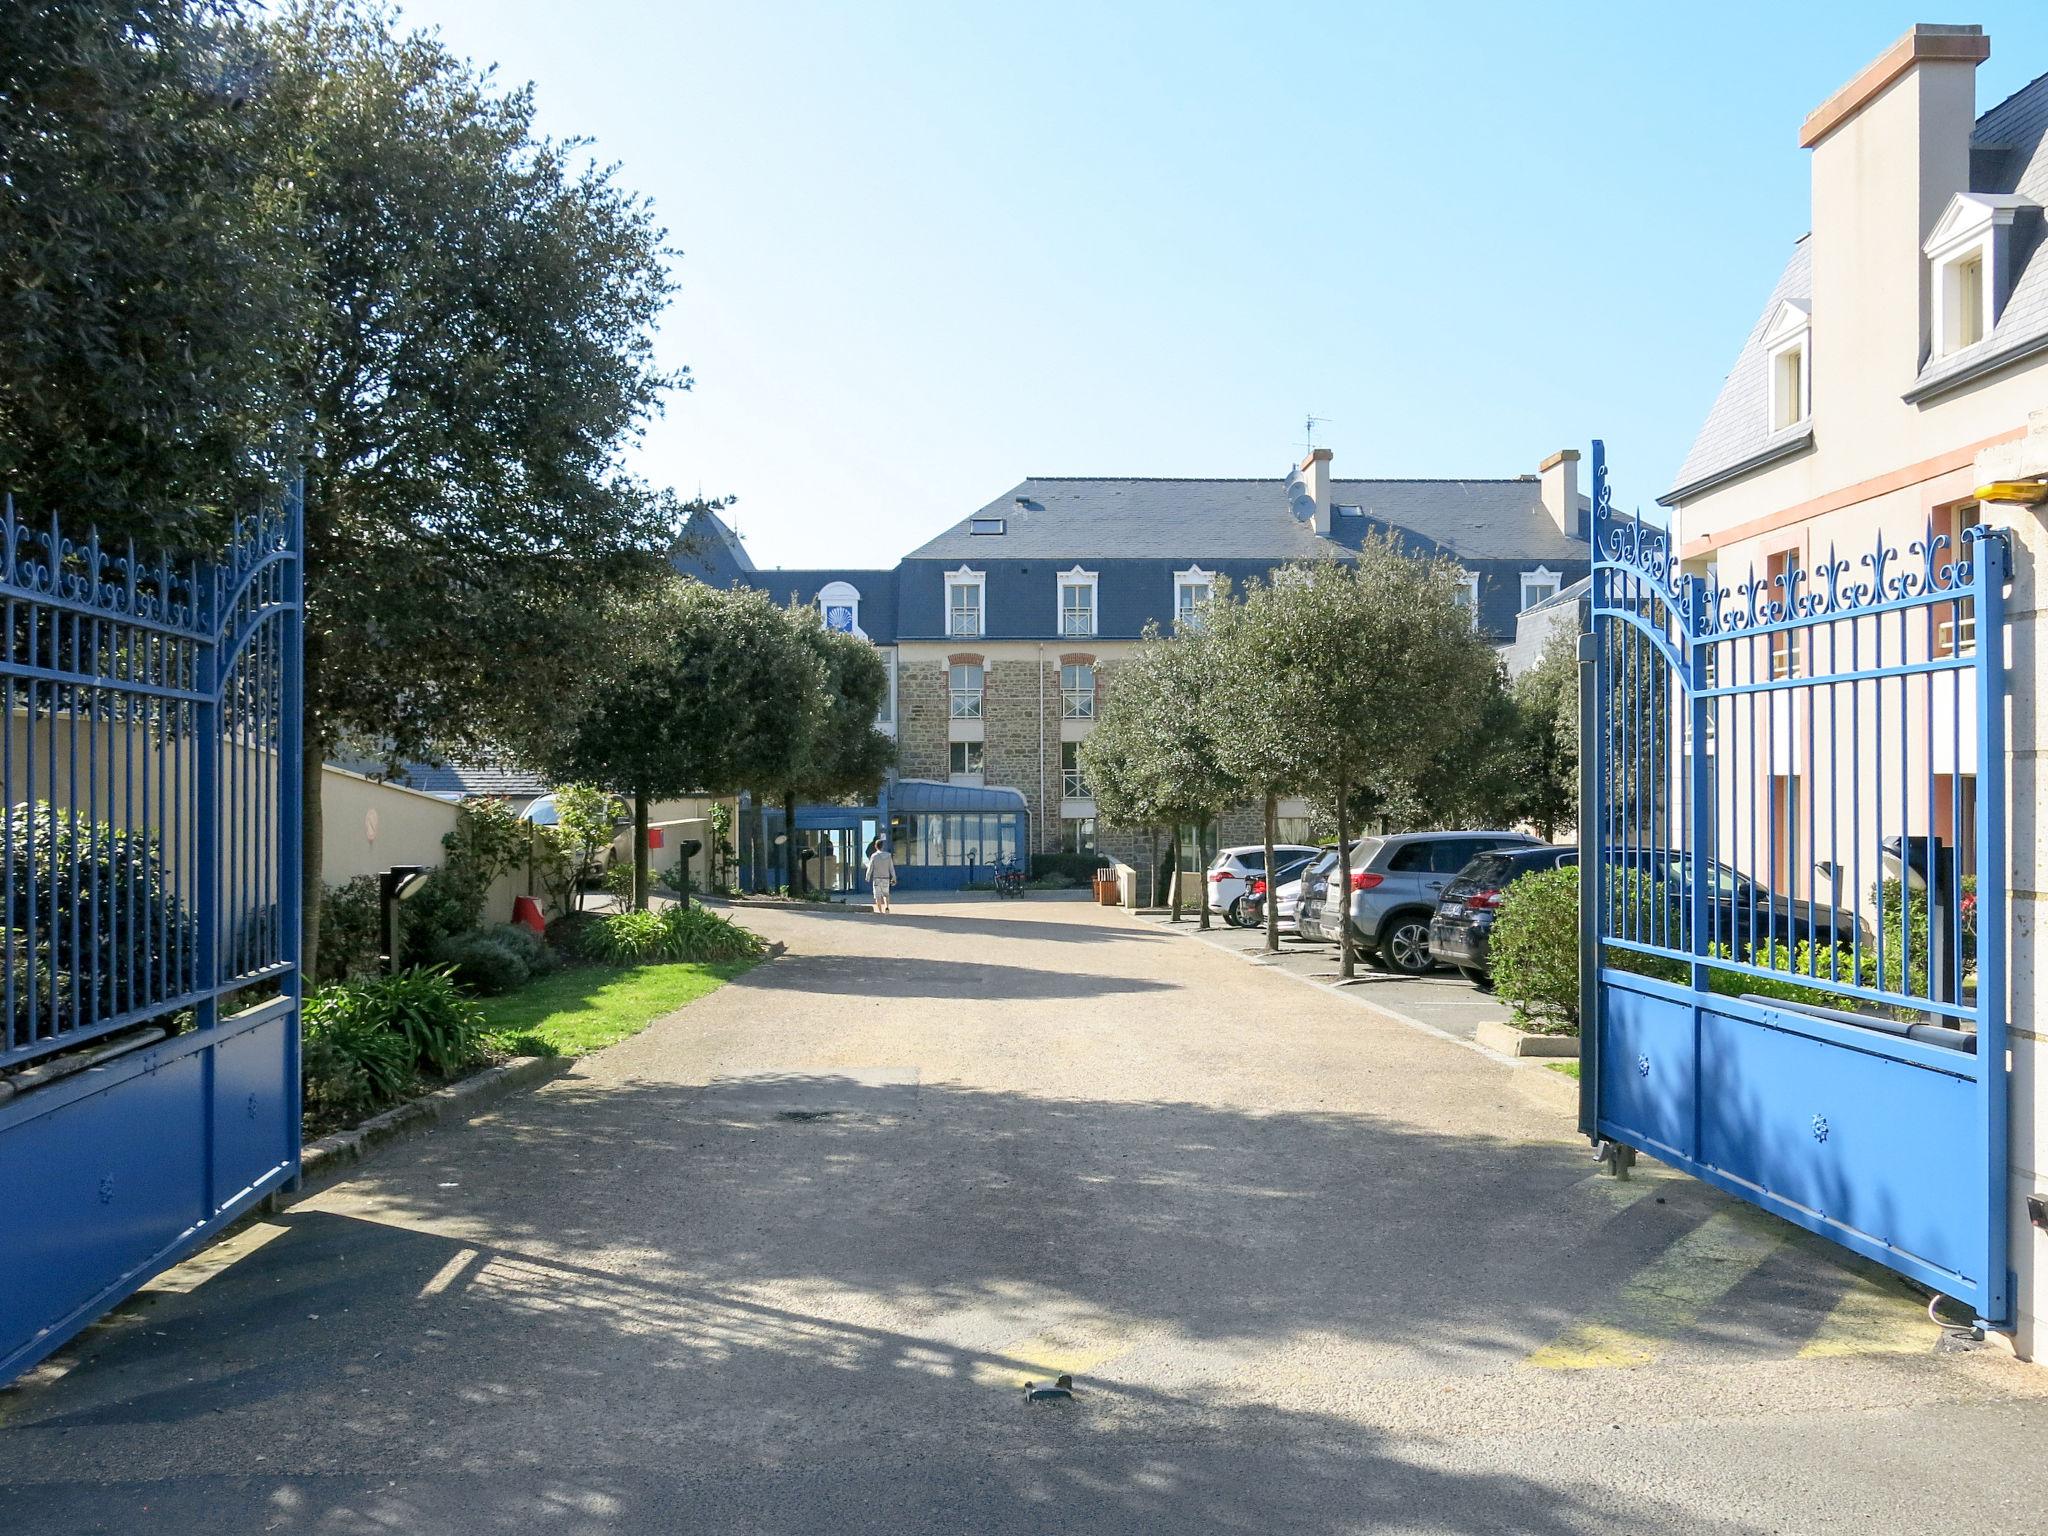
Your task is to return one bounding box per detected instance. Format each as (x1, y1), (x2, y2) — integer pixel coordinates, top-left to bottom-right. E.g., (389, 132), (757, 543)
(293, 1054), (574, 1194)
(1127, 910), (1582, 1116)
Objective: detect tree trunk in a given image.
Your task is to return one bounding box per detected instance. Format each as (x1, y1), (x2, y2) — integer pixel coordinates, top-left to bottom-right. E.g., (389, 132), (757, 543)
(300, 727), (327, 985)
(1197, 816), (1212, 930)
(1263, 791), (1279, 954)
(1148, 825), (1161, 907)
(783, 790), (799, 894)
(1168, 822), (1182, 922)
(1335, 785), (1355, 980)
(632, 786), (651, 910)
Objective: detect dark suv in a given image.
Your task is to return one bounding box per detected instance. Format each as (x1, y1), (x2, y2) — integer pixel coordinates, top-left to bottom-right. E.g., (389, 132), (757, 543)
(1429, 844), (1578, 987)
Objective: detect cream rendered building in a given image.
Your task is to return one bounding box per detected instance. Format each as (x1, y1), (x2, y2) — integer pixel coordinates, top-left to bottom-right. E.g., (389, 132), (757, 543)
(1660, 24), (2048, 1356)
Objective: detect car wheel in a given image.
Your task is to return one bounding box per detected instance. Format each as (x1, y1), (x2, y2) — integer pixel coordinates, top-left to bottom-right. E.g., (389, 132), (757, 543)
(1459, 966), (1493, 991)
(1223, 897), (1248, 928)
(1378, 914), (1434, 976)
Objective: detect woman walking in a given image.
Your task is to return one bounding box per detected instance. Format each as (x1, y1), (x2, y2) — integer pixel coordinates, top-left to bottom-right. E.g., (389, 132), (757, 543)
(864, 839), (896, 914)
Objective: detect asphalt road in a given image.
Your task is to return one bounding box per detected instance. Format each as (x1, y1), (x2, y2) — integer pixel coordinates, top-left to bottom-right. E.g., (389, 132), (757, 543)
(4, 894), (2044, 1535)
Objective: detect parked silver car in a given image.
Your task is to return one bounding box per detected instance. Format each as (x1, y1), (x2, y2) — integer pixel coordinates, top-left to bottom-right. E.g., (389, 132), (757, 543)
(1300, 830), (1544, 974)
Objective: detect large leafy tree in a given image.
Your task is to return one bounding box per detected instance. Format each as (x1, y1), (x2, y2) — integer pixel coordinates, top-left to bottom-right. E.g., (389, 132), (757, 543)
(1510, 625), (1581, 840)
(0, 0), (295, 535)
(542, 580), (823, 910)
(770, 610), (895, 893)
(1252, 545), (1500, 978)
(257, 2), (684, 968)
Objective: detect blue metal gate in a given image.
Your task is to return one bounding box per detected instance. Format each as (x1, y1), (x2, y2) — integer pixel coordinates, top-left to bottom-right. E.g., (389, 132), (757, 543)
(0, 490), (303, 1381)
(1580, 443), (2011, 1326)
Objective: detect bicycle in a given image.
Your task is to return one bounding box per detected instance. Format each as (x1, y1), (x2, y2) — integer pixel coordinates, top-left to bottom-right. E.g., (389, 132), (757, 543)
(990, 857), (1028, 898)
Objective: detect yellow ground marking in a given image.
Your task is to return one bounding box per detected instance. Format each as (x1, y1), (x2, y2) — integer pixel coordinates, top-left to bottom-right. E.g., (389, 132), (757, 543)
(1523, 1207), (1785, 1370)
(1797, 1271), (1940, 1359)
(147, 1220), (291, 1295)
(416, 1246), (482, 1300)
(970, 1330), (1132, 1388)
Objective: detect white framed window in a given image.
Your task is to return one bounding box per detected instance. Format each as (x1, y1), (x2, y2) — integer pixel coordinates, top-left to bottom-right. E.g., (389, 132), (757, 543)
(946, 566), (985, 637)
(1057, 566), (1098, 637)
(1060, 661), (1095, 718)
(1059, 817), (1096, 855)
(1174, 565), (1214, 630)
(1453, 571), (1480, 626)
(1061, 740), (1090, 801)
(948, 740), (984, 784)
(948, 661), (983, 718)
(1519, 566), (1560, 612)
(1760, 298), (1811, 433)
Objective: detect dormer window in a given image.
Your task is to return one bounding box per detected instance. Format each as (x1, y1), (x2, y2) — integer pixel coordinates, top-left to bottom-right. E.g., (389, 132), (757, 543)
(1924, 192), (2036, 359)
(1057, 566), (1098, 637)
(1453, 571), (1480, 627)
(946, 566), (985, 637)
(817, 579), (863, 639)
(1519, 567), (1560, 611)
(1762, 299), (1811, 433)
(1174, 566), (1214, 630)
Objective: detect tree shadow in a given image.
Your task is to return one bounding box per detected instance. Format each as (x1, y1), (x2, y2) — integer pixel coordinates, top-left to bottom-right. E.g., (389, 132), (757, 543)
(0, 1072), (1901, 1534)
(738, 953), (1174, 1000)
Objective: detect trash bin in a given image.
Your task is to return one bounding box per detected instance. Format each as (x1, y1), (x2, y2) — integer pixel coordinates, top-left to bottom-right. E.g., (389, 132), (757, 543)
(1093, 871), (1119, 906)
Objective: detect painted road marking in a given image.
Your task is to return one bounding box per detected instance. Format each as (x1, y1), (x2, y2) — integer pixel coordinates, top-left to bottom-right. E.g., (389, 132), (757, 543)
(971, 1331), (1132, 1388)
(1523, 1207), (1786, 1370)
(1798, 1271), (1940, 1358)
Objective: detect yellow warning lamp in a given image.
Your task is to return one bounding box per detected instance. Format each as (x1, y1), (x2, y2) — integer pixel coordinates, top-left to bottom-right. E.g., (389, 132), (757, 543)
(1972, 479), (2048, 505)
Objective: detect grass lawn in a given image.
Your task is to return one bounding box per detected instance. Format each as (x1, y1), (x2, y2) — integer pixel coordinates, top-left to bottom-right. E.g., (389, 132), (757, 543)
(1547, 1060), (1581, 1079)
(478, 958), (759, 1057)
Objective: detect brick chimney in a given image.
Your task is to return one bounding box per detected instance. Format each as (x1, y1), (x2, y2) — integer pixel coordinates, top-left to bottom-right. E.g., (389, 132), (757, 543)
(1802, 24), (1988, 417)
(1538, 448), (1580, 536)
(1301, 447), (1333, 536)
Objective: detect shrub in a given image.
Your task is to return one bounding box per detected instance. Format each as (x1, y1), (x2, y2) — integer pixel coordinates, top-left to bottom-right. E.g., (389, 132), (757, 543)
(302, 1005), (416, 1119)
(4, 800), (193, 1023)
(601, 861), (636, 902)
(657, 863), (693, 898)
(1490, 865), (1580, 1033)
(490, 922), (557, 975)
(305, 967), (488, 1080)
(431, 931), (531, 995)
(583, 904), (765, 965)
(318, 874), (385, 982)
(1026, 872), (1079, 890)
(399, 863), (485, 964)
(1030, 851), (1107, 882)
(546, 909), (604, 960)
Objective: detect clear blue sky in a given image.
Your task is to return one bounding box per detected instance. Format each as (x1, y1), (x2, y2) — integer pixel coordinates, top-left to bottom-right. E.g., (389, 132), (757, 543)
(392, 1), (2048, 569)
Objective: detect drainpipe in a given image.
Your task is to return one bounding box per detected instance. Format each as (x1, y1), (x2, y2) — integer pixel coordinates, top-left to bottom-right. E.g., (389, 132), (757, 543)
(1037, 640), (1047, 856)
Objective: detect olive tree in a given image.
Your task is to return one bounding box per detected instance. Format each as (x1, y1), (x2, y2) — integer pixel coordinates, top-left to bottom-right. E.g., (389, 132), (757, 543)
(1081, 619), (1242, 926)
(1252, 545), (1501, 978)
(542, 581), (823, 909)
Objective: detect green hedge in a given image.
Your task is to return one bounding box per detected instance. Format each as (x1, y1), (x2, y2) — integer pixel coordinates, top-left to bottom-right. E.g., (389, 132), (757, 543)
(1489, 865), (1580, 1033)
(1029, 852), (1107, 882)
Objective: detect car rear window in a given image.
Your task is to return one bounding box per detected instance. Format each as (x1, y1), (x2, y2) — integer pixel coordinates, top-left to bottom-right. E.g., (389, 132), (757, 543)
(1232, 850), (1266, 872)
(1455, 852), (1518, 887)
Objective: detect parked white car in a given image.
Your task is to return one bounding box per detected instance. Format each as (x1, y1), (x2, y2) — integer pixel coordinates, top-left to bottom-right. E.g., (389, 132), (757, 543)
(1206, 843), (1321, 924)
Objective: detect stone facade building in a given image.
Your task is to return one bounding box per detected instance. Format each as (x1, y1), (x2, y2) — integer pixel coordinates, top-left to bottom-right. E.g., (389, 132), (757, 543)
(677, 445), (1592, 887)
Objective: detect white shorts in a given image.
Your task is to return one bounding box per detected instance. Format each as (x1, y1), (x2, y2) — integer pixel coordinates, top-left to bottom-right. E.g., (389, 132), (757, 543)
(871, 878), (893, 897)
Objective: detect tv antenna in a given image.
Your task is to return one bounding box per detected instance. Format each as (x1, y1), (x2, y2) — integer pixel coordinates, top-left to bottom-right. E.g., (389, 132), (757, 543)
(1302, 414), (1330, 454)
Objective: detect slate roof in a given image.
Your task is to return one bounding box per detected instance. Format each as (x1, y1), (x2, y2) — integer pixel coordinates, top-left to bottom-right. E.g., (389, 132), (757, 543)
(671, 505), (756, 585)
(909, 476), (1591, 564)
(1666, 69), (2048, 503)
(395, 760), (552, 799)
(749, 567), (899, 641)
(1909, 69), (2048, 398)
(1662, 238), (1815, 504)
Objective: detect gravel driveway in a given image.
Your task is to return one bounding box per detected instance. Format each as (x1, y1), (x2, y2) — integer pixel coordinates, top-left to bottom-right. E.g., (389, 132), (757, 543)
(3, 894), (2043, 1535)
